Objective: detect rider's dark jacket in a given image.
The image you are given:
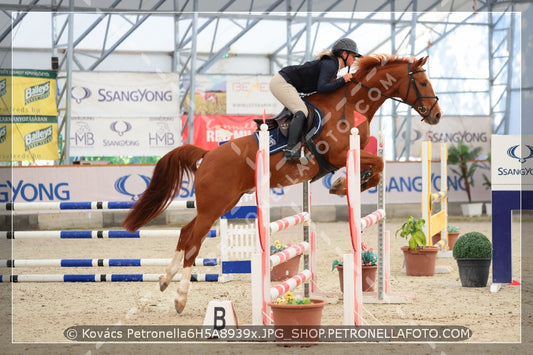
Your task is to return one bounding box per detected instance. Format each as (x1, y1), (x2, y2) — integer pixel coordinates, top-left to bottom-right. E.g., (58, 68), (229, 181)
(278, 55), (346, 94)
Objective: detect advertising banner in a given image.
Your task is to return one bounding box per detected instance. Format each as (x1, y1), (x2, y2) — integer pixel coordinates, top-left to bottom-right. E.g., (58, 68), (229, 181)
(226, 75), (283, 115)
(71, 72), (180, 117)
(69, 116), (181, 157)
(396, 116), (491, 159)
(491, 135), (533, 190)
(186, 114), (259, 150)
(3, 161), (489, 204)
(0, 69), (59, 161)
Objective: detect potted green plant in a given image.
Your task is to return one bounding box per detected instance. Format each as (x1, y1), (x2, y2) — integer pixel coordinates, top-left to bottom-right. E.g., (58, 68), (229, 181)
(431, 224), (460, 250)
(395, 216), (438, 276)
(268, 291), (326, 345)
(447, 140), (483, 216)
(270, 240), (300, 281)
(452, 231), (492, 287)
(332, 242), (378, 292)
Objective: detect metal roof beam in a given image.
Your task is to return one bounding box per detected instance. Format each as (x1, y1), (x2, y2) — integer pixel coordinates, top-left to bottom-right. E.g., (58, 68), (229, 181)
(0, 0), (39, 43)
(195, 0), (285, 73)
(87, 0), (167, 70)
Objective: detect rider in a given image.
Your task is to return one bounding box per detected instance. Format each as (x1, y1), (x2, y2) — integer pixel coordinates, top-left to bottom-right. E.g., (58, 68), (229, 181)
(269, 38), (362, 161)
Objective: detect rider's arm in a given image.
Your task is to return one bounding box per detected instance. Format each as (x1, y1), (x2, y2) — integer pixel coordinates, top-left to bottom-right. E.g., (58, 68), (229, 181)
(316, 59), (346, 93)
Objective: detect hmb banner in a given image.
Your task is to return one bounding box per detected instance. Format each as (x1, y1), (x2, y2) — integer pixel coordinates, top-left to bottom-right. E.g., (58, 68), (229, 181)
(0, 69), (59, 162)
(69, 72), (181, 157)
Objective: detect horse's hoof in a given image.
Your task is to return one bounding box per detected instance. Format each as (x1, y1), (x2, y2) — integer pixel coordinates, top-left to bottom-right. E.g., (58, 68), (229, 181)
(174, 299), (185, 314)
(329, 187), (346, 196)
(159, 275), (169, 292)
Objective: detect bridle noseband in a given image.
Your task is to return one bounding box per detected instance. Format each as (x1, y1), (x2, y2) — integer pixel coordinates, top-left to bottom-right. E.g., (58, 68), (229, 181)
(351, 62), (439, 121)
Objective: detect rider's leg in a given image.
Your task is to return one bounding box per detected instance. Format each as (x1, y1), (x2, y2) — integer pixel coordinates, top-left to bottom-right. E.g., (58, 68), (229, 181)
(283, 110), (307, 161)
(269, 74), (310, 161)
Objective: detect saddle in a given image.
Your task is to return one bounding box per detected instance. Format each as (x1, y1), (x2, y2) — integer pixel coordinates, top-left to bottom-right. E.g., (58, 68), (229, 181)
(253, 103), (316, 138)
(252, 102), (337, 182)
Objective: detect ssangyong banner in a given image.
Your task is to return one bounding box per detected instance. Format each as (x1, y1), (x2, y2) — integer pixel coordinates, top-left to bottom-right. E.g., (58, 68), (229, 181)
(226, 75), (283, 115)
(491, 135), (533, 190)
(69, 116), (181, 157)
(396, 116), (491, 159)
(3, 161), (489, 204)
(70, 72), (180, 117)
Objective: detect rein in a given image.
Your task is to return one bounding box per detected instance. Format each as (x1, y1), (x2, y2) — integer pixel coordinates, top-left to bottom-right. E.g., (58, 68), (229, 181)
(350, 62), (439, 121)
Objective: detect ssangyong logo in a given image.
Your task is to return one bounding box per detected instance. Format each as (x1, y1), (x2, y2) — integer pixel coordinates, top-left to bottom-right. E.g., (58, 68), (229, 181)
(71, 86), (92, 104)
(115, 174), (151, 200)
(507, 145), (533, 163)
(110, 121), (132, 136)
(25, 81), (50, 105)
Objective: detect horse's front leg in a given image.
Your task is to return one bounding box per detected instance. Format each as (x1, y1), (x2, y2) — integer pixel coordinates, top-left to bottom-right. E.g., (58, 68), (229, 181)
(329, 151), (384, 195)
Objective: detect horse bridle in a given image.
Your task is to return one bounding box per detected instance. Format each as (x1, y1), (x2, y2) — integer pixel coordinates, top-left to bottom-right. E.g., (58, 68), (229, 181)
(351, 62), (439, 121)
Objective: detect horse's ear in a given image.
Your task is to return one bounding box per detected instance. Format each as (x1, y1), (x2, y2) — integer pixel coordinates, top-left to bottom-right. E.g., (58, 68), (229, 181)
(416, 56), (429, 68)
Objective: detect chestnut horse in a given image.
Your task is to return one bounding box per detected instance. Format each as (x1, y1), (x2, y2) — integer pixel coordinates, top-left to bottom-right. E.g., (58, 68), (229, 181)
(122, 54), (442, 313)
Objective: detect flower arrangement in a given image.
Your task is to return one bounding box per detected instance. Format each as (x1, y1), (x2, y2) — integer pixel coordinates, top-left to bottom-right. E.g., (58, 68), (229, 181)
(331, 242), (378, 270)
(361, 243), (378, 266)
(270, 240), (289, 254)
(273, 291), (311, 305)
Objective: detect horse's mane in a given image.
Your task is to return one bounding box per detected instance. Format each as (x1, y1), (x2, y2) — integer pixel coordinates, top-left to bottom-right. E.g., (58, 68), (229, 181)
(352, 54), (416, 82)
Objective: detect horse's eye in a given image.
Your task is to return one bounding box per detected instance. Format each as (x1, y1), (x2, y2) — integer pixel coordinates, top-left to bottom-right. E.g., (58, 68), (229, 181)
(420, 81), (427, 87)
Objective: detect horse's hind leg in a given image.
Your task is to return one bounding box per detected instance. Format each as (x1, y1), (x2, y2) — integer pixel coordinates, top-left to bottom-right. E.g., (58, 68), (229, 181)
(173, 213), (222, 314)
(159, 217), (198, 293)
(159, 249), (185, 292)
(172, 191), (245, 313)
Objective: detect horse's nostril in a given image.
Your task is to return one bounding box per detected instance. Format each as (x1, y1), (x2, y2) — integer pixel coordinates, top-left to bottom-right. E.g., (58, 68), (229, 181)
(436, 112), (441, 121)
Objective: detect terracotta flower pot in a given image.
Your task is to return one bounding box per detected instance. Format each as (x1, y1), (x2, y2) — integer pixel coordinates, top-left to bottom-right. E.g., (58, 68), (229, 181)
(336, 264), (377, 292)
(432, 232), (460, 250)
(362, 265), (377, 291)
(271, 254), (301, 281)
(268, 298), (326, 345)
(401, 246), (439, 276)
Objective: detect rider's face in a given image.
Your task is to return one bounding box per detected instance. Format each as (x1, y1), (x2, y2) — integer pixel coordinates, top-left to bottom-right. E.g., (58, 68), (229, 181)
(346, 52), (358, 66)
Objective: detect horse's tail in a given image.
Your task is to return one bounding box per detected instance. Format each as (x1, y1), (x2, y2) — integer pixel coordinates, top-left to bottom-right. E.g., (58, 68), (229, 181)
(121, 144), (207, 232)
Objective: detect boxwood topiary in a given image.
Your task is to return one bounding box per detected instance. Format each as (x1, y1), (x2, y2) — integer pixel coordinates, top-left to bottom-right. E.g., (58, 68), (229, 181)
(452, 232), (492, 259)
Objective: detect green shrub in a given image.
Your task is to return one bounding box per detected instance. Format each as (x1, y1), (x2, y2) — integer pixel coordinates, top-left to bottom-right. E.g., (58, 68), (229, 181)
(447, 224), (460, 233)
(452, 232), (492, 259)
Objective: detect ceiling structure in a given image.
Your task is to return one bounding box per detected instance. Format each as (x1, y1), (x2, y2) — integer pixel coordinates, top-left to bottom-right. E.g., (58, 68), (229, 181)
(0, 0), (527, 163)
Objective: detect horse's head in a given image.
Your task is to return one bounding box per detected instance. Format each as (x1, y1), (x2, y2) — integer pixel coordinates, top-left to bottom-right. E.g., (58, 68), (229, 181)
(404, 56), (442, 125)
(351, 54), (443, 125)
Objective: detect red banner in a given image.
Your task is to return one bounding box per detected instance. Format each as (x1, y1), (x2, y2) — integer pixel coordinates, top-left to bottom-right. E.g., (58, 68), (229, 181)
(182, 114), (262, 149)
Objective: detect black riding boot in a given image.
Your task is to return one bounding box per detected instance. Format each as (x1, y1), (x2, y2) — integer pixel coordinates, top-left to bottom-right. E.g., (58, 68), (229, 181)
(284, 111), (307, 161)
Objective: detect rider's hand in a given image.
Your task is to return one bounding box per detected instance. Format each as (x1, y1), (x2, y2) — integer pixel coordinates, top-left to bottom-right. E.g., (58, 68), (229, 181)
(343, 73), (353, 82)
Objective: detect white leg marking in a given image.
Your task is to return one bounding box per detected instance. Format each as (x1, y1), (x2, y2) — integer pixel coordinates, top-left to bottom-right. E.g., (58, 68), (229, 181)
(175, 266), (192, 314)
(159, 250), (184, 292)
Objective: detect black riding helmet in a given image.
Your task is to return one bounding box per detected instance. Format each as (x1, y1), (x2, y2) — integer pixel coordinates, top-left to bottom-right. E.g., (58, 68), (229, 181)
(332, 38), (362, 71)
(332, 38), (362, 58)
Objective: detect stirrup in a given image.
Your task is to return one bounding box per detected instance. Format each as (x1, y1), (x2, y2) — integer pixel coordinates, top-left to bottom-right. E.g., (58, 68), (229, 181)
(283, 147), (301, 161)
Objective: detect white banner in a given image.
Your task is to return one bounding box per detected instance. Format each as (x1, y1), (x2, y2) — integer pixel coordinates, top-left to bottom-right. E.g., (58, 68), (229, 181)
(397, 116), (491, 159)
(491, 135), (533, 190)
(71, 72), (180, 117)
(3, 161), (489, 204)
(69, 117), (181, 157)
(226, 75), (283, 115)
